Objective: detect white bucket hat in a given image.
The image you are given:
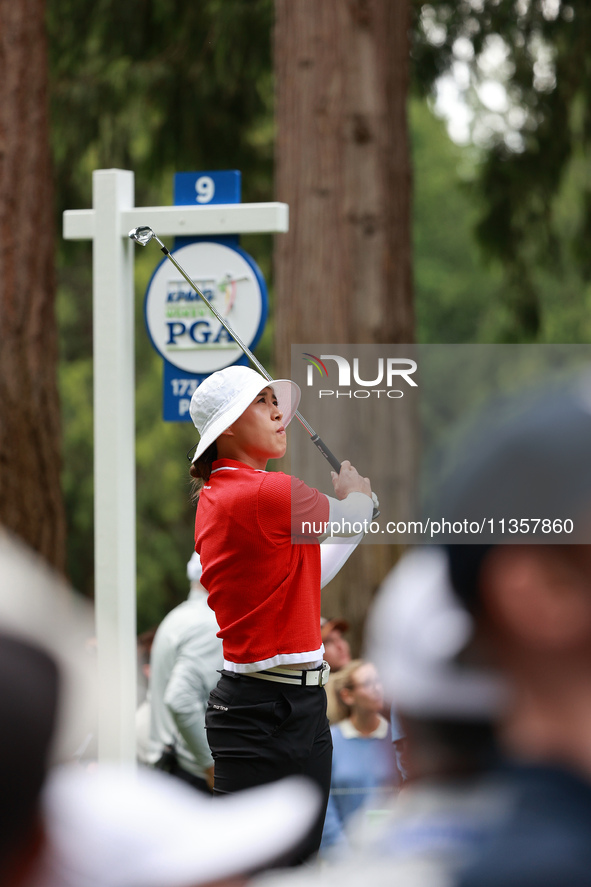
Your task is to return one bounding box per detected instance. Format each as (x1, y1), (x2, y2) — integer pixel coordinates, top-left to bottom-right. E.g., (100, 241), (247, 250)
(189, 365), (301, 463)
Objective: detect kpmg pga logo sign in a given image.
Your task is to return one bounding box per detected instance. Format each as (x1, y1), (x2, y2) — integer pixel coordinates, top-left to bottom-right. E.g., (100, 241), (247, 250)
(144, 240), (267, 375)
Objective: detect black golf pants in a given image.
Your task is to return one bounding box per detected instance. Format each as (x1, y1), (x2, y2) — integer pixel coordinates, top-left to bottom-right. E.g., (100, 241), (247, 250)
(205, 671), (333, 862)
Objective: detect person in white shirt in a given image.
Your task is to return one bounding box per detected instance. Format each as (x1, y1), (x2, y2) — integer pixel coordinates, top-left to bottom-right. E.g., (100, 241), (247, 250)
(147, 552), (223, 793)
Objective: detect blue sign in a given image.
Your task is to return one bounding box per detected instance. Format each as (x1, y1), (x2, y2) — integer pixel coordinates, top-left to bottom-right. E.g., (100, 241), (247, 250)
(173, 170), (241, 206)
(153, 170), (267, 422)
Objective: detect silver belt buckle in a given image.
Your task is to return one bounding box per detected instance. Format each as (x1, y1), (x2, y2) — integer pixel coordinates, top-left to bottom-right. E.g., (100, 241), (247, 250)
(303, 662), (331, 687)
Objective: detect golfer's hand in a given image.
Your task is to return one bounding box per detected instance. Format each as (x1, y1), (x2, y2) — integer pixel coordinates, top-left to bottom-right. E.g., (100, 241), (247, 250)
(331, 461), (372, 501)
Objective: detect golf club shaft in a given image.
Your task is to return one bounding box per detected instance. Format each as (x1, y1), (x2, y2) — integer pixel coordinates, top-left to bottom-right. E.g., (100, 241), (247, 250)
(154, 237), (343, 474)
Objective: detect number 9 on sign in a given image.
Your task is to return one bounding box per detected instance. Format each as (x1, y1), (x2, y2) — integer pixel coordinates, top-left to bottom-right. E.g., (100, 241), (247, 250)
(195, 176), (215, 204)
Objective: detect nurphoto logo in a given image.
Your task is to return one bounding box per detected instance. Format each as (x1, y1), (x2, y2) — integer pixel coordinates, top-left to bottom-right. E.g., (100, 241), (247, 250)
(302, 352), (417, 399)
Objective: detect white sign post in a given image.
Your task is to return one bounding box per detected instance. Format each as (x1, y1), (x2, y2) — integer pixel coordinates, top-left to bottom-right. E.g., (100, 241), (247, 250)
(63, 168), (288, 763)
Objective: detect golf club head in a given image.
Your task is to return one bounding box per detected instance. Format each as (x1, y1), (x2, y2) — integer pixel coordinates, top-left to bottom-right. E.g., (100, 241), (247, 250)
(128, 226), (155, 246)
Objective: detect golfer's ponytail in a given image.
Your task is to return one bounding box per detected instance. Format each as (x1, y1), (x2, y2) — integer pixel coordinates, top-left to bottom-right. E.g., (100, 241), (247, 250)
(189, 442), (217, 503)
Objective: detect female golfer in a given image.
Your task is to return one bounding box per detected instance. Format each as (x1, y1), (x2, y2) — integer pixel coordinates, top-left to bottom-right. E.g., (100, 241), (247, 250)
(189, 364), (373, 859)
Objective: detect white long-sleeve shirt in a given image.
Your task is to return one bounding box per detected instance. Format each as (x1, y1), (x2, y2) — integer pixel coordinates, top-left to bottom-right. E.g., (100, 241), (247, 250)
(147, 586), (223, 778)
(319, 491), (373, 587)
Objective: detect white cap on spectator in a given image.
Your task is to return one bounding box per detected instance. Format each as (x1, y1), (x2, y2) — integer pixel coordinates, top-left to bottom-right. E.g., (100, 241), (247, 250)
(37, 765), (321, 887)
(186, 552), (203, 583)
(366, 547), (508, 719)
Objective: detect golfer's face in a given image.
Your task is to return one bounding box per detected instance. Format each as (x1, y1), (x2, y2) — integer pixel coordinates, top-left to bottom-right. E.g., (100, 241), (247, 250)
(228, 387), (287, 463)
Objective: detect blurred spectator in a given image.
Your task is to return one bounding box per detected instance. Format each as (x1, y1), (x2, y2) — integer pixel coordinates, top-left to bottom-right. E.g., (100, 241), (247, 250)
(0, 631), (321, 887)
(411, 371), (591, 886)
(136, 626), (157, 765)
(321, 617), (351, 671)
(148, 552), (223, 793)
(320, 659), (400, 855)
(137, 627), (157, 702)
(320, 616), (352, 723)
(420, 374), (591, 886)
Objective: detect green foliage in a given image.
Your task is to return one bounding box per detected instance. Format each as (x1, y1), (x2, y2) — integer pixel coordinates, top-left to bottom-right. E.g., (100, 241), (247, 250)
(47, 0), (274, 216)
(411, 98), (506, 342)
(411, 0), (591, 340)
(58, 353), (94, 596)
(51, 0), (276, 630)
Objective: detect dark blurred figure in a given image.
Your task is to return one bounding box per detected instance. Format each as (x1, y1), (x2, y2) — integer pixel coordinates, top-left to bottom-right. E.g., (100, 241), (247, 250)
(0, 632), (59, 887)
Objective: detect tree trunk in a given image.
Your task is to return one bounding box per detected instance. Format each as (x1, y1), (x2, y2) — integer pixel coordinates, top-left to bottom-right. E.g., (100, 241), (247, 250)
(274, 0), (414, 652)
(0, 0), (66, 572)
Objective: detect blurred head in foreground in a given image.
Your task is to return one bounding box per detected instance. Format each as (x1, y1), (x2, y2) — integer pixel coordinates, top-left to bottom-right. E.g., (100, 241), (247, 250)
(0, 528), (93, 886)
(35, 768), (321, 887)
(0, 530), (321, 887)
(0, 632), (59, 887)
(367, 546), (506, 782)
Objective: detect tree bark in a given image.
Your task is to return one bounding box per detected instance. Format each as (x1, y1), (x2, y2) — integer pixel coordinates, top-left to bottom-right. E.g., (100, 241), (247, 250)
(0, 0), (66, 571)
(274, 0), (414, 651)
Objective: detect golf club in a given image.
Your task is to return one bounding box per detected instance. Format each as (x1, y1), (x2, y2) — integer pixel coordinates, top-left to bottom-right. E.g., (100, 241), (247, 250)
(130, 225), (345, 470)
(129, 226), (379, 517)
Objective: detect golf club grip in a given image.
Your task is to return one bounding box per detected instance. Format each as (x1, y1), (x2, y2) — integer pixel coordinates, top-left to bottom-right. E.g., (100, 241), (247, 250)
(310, 434), (342, 473)
(310, 434), (380, 520)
